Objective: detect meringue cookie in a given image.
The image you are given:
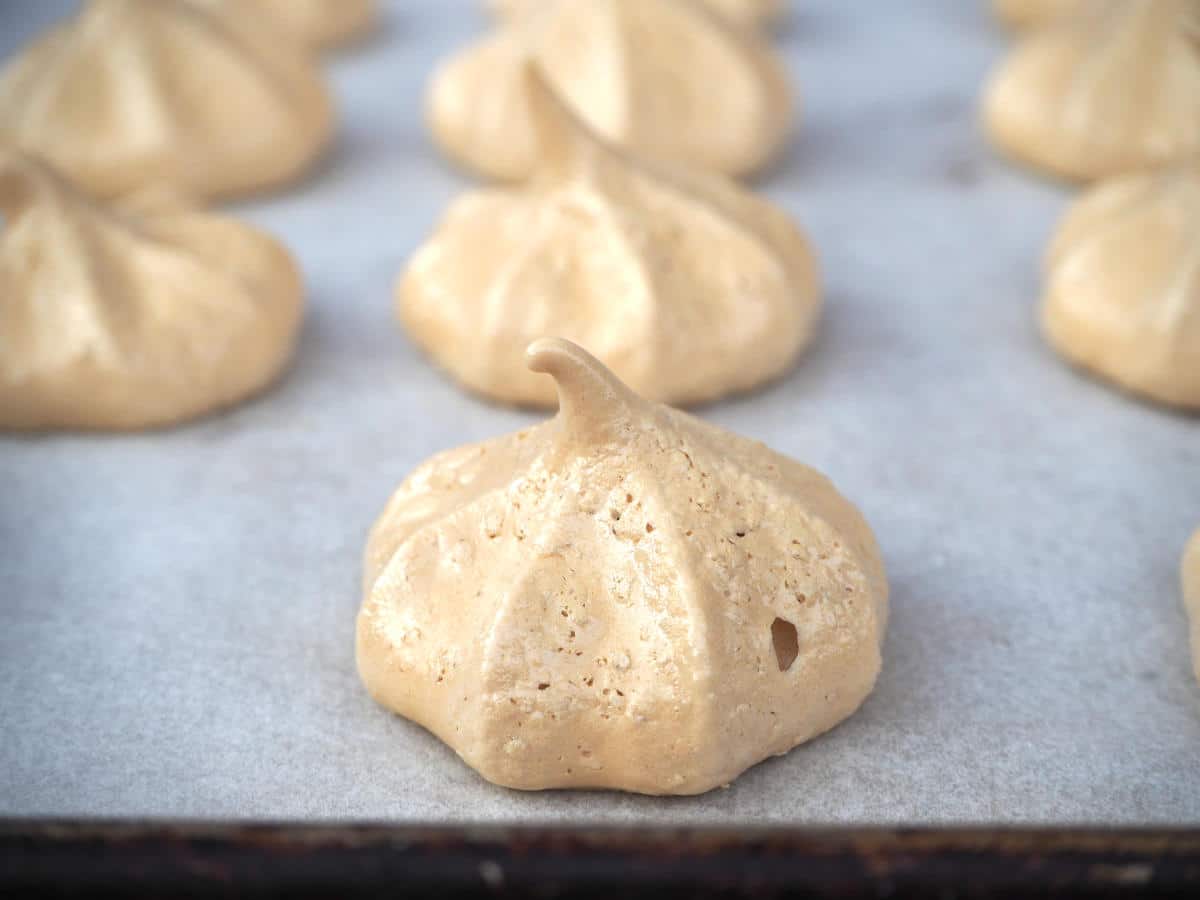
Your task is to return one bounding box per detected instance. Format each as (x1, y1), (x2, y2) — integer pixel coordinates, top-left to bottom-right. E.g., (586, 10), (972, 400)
(358, 338), (888, 795)
(991, 0), (1088, 30)
(982, 0), (1200, 181)
(203, 0), (377, 50)
(400, 69), (819, 408)
(490, 0), (785, 29)
(0, 0), (334, 200)
(1185, 529), (1200, 684)
(430, 0), (794, 180)
(1041, 165), (1200, 409)
(0, 148), (303, 431)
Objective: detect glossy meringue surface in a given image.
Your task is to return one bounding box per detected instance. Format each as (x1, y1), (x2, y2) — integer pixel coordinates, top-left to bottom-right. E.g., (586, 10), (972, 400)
(0, 148), (303, 431)
(1185, 529), (1200, 684)
(358, 339), (888, 795)
(982, 0), (1200, 181)
(1041, 165), (1200, 409)
(0, 0), (334, 200)
(430, 0), (794, 180)
(490, 0), (785, 29)
(401, 70), (819, 408)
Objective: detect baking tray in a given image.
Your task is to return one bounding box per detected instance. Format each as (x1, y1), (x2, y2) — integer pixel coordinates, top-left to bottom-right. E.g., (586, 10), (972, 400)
(2, 0), (1198, 848)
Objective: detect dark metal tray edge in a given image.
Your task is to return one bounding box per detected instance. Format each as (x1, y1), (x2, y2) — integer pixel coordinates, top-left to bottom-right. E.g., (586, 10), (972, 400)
(3, 820), (1200, 897)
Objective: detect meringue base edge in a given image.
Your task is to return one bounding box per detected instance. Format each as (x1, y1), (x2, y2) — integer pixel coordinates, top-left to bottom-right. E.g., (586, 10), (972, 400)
(356, 338), (887, 795)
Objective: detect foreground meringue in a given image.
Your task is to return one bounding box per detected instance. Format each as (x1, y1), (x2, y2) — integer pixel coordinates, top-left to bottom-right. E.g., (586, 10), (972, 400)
(358, 338), (888, 795)
(991, 0), (1088, 30)
(1186, 529), (1200, 684)
(0, 149), (303, 431)
(489, 0), (785, 29)
(1041, 165), (1200, 409)
(0, 0), (334, 200)
(430, 0), (794, 180)
(204, 0), (377, 50)
(982, 0), (1200, 181)
(401, 70), (819, 408)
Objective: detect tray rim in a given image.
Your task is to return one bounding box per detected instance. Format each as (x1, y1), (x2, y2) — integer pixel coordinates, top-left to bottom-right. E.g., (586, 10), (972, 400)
(3, 820), (1200, 896)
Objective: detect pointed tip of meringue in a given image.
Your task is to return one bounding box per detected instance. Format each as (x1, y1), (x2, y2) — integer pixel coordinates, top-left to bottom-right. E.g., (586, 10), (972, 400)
(519, 60), (611, 181)
(527, 338), (645, 438)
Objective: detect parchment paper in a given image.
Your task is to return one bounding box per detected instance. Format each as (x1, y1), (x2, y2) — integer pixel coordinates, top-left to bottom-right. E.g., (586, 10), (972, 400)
(1, 0), (1198, 825)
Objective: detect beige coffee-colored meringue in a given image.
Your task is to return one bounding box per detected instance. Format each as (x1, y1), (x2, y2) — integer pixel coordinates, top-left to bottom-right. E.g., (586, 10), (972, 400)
(489, 0), (785, 29)
(430, 0), (794, 180)
(201, 0), (377, 49)
(982, 0), (1200, 181)
(991, 0), (1088, 30)
(1185, 529), (1200, 683)
(0, 148), (303, 431)
(1041, 165), (1200, 409)
(0, 0), (334, 200)
(358, 338), (888, 795)
(400, 69), (819, 408)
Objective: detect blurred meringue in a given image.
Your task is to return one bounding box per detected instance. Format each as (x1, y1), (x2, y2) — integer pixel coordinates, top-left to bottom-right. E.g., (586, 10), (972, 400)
(991, 0), (1088, 30)
(0, 0), (334, 200)
(358, 338), (888, 795)
(0, 148), (303, 430)
(1041, 164), (1200, 409)
(203, 0), (377, 50)
(401, 69), (819, 408)
(982, 0), (1200, 181)
(430, 0), (794, 180)
(489, 0), (786, 29)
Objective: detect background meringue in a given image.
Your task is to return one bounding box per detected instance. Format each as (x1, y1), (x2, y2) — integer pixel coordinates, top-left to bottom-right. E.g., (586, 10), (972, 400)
(490, 0), (786, 29)
(358, 338), (888, 795)
(991, 0), (1088, 30)
(0, 148), (303, 431)
(0, 0), (334, 200)
(1041, 165), (1200, 410)
(982, 0), (1200, 181)
(429, 0), (794, 180)
(202, 0), (377, 50)
(401, 69), (819, 408)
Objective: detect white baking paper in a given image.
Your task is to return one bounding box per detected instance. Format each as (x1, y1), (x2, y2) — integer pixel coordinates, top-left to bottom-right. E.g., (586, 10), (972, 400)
(1, 0), (1198, 825)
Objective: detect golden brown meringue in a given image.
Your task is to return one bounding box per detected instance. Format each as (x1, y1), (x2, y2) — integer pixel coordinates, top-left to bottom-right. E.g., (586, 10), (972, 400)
(430, 0), (794, 180)
(401, 70), (819, 408)
(982, 0), (1200, 181)
(490, 0), (785, 29)
(0, 148), (303, 431)
(1041, 165), (1200, 409)
(201, 0), (377, 50)
(991, 0), (1088, 30)
(358, 338), (888, 795)
(0, 0), (334, 200)
(1185, 529), (1200, 684)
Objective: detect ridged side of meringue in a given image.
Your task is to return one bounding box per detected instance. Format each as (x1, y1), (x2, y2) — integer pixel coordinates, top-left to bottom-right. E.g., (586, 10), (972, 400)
(430, 0), (794, 180)
(0, 0), (334, 200)
(1041, 165), (1200, 409)
(0, 149), (303, 430)
(358, 339), (887, 795)
(402, 69), (818, 408)
(1185, 529), (1200, 684)
(982, 0), (1200, 181)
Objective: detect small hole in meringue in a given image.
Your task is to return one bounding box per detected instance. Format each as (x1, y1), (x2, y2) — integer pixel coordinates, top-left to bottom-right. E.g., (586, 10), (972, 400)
(771, 618), (798, 672)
